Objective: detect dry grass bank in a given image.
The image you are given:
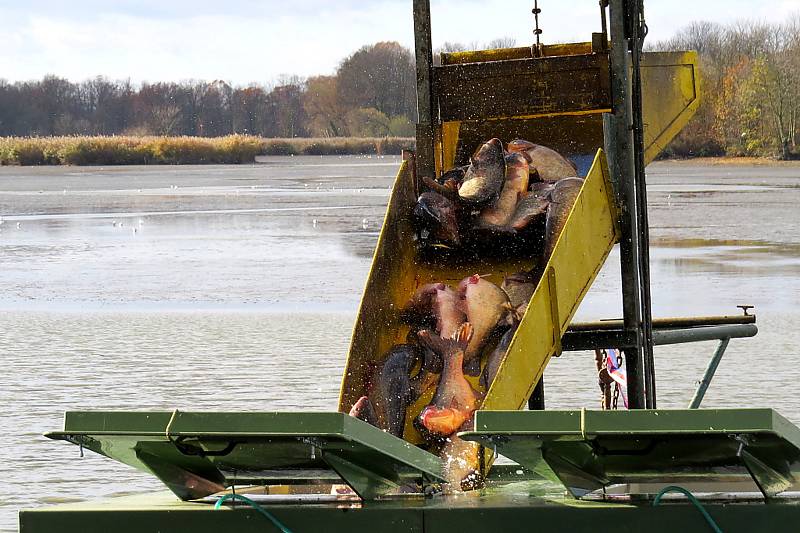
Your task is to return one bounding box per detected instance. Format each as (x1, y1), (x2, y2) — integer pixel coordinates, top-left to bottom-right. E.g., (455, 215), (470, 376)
(0, 135), (416, 165)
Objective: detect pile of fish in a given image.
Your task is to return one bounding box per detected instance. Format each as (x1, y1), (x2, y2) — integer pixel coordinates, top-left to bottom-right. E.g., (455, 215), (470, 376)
(349, 272), (534, 489)
(413, 138), (584, 260)
(349, 139), (583, 490)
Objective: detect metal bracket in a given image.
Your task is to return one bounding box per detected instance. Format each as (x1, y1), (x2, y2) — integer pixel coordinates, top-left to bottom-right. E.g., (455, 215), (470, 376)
(546, 266), (562, 357)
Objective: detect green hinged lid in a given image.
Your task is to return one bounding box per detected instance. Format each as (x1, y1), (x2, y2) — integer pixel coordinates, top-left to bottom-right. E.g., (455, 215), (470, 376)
(47, 411), (445, 501)
(459, 408), (800, 499)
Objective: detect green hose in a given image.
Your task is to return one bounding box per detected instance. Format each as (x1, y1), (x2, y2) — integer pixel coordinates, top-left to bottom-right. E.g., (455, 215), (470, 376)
(213, 493), (293, 533)
(652, 485), (723, 533)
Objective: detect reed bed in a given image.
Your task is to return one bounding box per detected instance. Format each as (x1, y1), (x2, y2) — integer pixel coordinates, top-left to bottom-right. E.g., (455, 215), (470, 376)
(0, 135), (416, 166)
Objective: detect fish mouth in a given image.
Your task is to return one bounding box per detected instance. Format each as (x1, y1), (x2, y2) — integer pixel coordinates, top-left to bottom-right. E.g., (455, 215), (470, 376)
(418, 406), (468, 436)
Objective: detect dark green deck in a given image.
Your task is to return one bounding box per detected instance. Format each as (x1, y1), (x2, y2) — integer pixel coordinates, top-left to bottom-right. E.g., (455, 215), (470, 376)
(18, 487), (800, 533)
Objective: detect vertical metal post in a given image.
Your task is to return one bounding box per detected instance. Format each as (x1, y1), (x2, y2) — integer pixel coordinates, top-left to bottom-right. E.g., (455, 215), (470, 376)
(528, 378), (545, 410)
(413, 0), (436, 178)
(628, 0), (657, 408)
(605, 0), (645, 409)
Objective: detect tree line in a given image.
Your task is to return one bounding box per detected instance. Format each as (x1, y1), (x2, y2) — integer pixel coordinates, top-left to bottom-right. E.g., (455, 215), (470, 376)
(2, 20), (798, 159)
(0, 41), (417, 139)
(650, 16), (800, 159)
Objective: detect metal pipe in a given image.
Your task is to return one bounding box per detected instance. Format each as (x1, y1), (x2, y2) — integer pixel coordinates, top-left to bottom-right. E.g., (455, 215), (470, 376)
(688, 337), (731, 409)
(606, 0), (644, 409)
(412, 0), (436, 178)
(561, 324), (757, 352)
(568, 314), (756, 332)
(653, 324), (757, 345)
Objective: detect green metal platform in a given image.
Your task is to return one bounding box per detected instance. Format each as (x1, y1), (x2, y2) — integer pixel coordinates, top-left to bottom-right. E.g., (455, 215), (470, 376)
(25, 408), (800, 532)
(460, 409), (800, 500)
(45, 411), (445, 501)
(18, 483), (800, 533)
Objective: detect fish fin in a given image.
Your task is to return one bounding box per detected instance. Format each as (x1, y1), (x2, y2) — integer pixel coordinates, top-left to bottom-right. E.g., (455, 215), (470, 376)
(444, 178), (460, 191)
(422, 176), (457, 199)
(452, 322), (474, 345)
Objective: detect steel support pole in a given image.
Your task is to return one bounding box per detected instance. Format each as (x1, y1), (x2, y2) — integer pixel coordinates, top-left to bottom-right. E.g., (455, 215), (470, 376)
(528, 378), (545, 410)
(605, 0), (645, 409)
(688, 337), (731, 409)
(412, 0), (436, 178)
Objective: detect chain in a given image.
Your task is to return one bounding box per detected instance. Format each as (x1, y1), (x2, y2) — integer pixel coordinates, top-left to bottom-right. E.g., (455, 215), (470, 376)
(531, 1), (543, 57)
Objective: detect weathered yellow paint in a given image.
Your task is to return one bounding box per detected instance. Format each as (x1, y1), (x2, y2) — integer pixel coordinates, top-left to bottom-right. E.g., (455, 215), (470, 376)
(641, 51), (701, 164)
(441, 42), (595, 65)
(338, 42), (698, 455)
(338, 150), (618, 448)
(482, 149), (619, 412)
(435, 48), (700, 172)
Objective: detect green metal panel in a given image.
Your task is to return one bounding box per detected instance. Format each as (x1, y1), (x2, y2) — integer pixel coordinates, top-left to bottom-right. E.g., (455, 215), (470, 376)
(20, 488), (800, 533)
(460, 409), (800, 499)
(47, 411), (445, 501)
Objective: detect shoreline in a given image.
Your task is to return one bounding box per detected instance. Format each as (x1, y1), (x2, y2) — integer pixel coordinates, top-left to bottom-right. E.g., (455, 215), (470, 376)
(654, 156), (800, 167)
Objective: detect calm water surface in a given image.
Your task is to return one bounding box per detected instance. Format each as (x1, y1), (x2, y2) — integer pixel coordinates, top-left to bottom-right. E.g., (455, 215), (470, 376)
(1, 156), (799, 531)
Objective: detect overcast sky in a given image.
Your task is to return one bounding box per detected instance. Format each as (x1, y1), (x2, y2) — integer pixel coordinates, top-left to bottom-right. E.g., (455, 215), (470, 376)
(1, 0), (798, 86)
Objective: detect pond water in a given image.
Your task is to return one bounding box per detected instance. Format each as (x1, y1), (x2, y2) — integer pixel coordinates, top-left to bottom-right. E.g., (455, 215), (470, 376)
(1, 156), (799, 531)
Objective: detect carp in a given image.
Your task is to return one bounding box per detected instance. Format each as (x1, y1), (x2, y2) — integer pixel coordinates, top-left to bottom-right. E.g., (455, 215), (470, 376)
(543, 177), (584, 259)
(480, 324), (517, 390)
(417, 323), (480, 437)
(507, 139), (578, 183)
(458, 274), (512, 376)
(508, 182), (553, 231)
(413, 191), (461, 246)
(441, 433), (484, 491)
(402, 283), (465, 339)
(501, 271), (537, 311)
(349, 395), (378, 426)
(350, 344), (425, 438)
(477, 152), (530, 227)
(458, 138), (506, 205)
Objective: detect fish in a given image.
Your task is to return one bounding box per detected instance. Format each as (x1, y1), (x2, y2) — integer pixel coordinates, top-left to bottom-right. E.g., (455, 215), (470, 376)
(543, 177), (584, 259)
(507, 189), (551, 231)
(507, 139), (578, 183)
(417, 323), (480, 437)
(458, 138), (506, 205)
(440, 433), (484, 491)
(405, 330), (445, 398)
(480, 324), (517, 390)
(413, 191), (461, 246)
(477, 152), (530, 227)
(402, 283), (465, 339)
(369, 344), (425, 438)
(458, 274), (512, 376)
(349, 395), (378, 426)
(501, 271), (537, 311)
